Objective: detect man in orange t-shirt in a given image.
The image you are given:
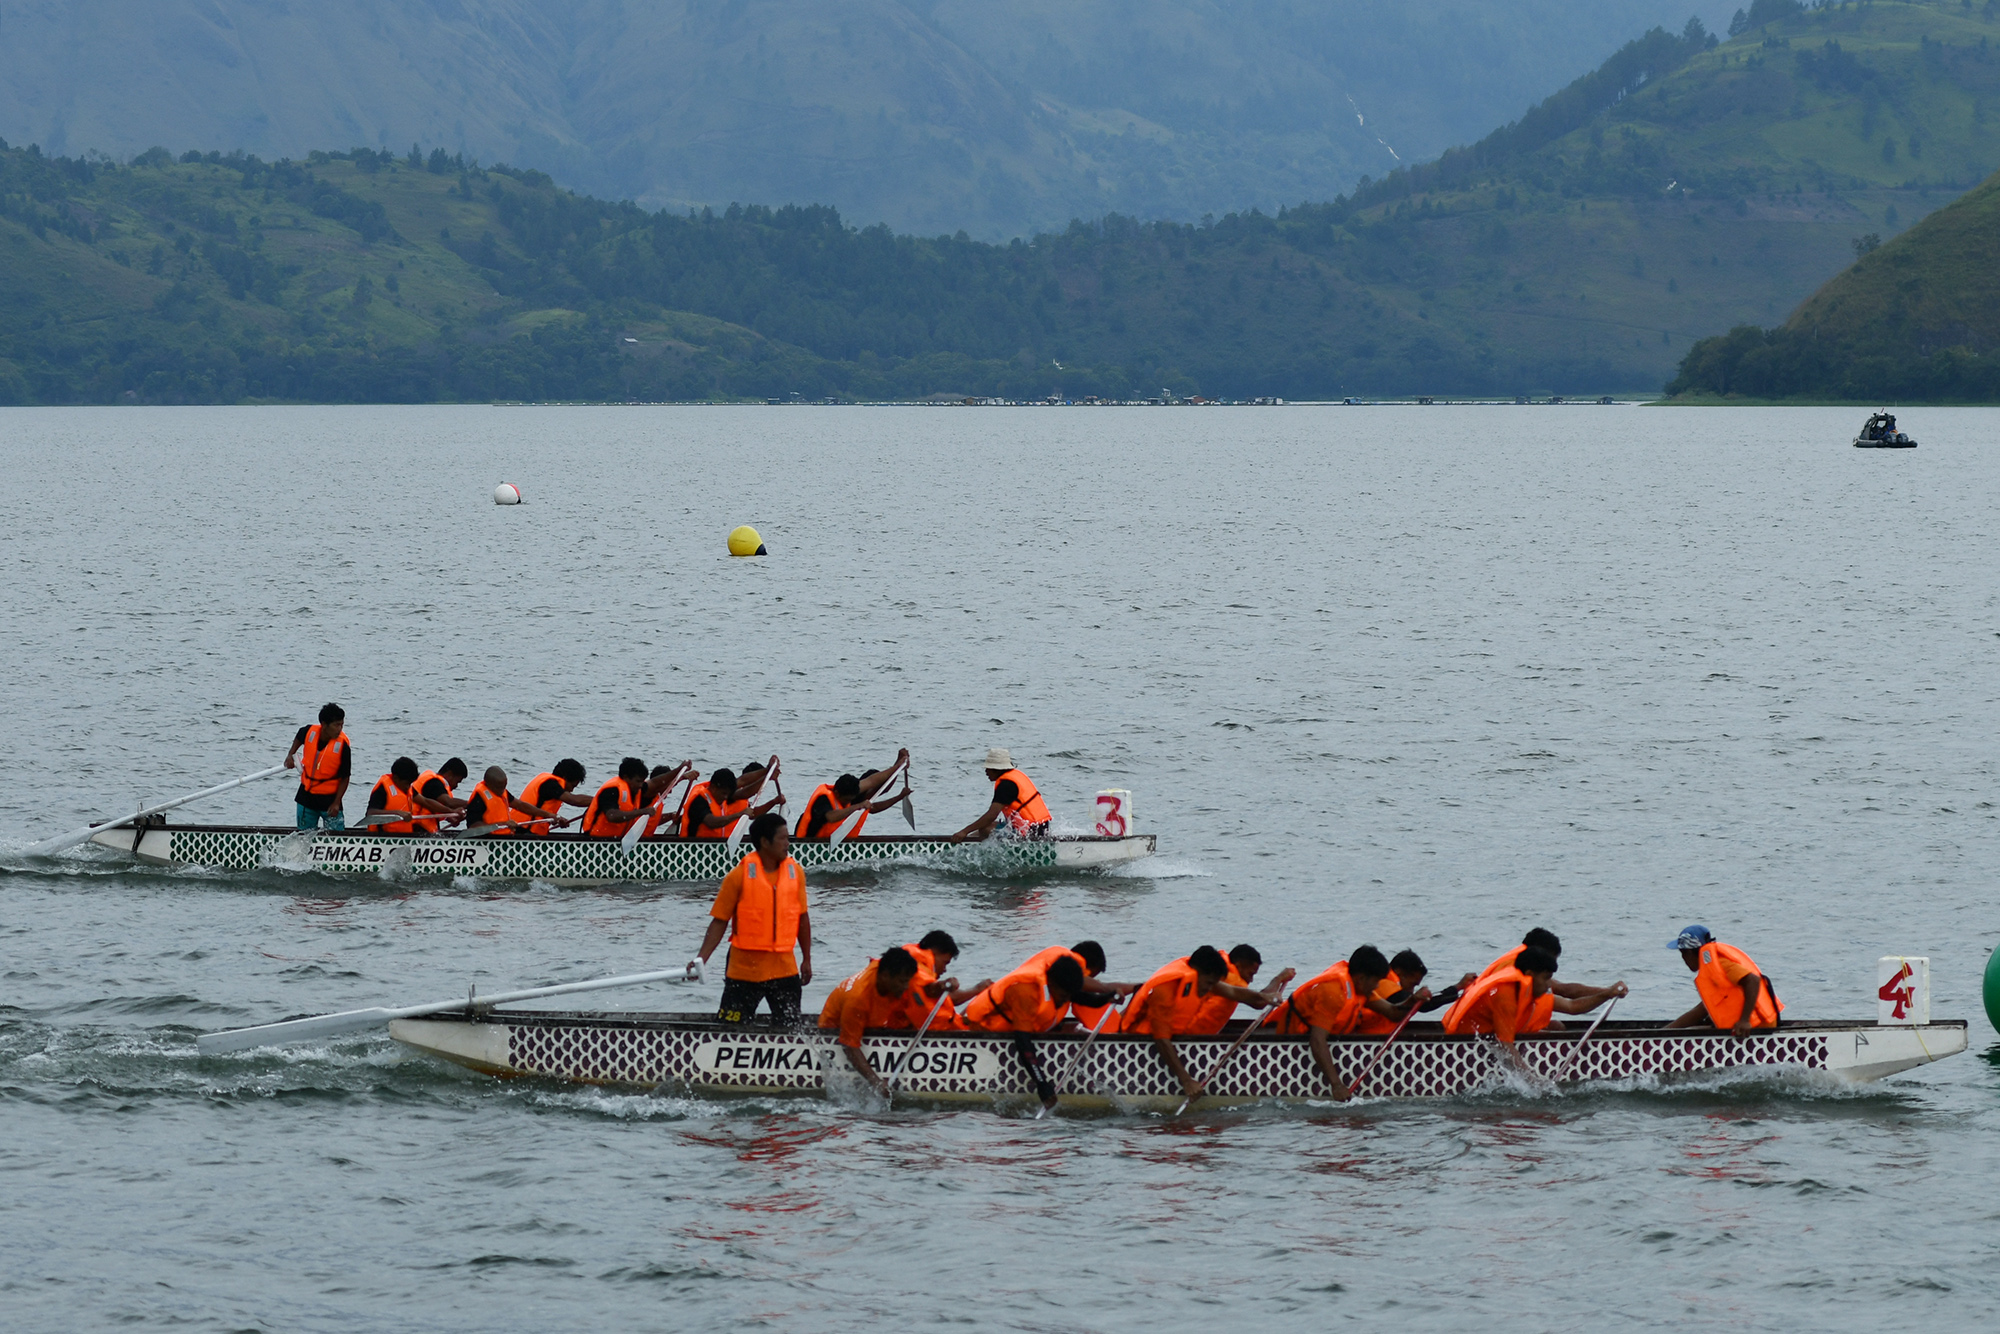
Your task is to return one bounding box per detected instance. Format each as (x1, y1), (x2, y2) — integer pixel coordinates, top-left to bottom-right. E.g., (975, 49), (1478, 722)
(818, 947), (924, 1095)
(695, 814), (812, 1027)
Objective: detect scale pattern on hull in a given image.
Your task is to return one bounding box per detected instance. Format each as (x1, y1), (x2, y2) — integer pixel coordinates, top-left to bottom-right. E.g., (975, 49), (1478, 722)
(126, 826), (1148, 883)
(472, 1014), (1838, 1102)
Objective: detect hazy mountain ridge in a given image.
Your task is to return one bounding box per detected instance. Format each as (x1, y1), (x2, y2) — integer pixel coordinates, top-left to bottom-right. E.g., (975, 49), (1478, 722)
(0, 0), (1733, 238)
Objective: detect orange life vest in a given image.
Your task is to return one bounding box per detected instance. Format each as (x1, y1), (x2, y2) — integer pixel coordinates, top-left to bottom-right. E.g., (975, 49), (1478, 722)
(1069, 992), (1124, 1033)
(518, 771), (565, 836)
(298, 724), (349, 797)
(795, 783), (865, 839)
(1129, 957), (1212, 1038)
(1442, 966), (1550, 1037)
(682, 781), (750, 839)
(993, 769), (1052, 834)
(1694, 942), (1782, 1029)
(465, 781), (515, 834)
(411, 769), (450, 834)
(1356, 970), (1413, 1035)
(1190, 961), (1249, 1034)
(368, 772), (416, 835)
(962, 947), (1078, 1032)
(582, 777), (638, 838)
(1264, 961), (1367, 1035)
(894, 943), (961, 1029)
(730, 853), (806, 953)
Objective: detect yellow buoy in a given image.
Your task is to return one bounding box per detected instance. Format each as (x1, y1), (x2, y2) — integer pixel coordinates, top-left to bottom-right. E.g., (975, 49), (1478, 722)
(728, 524), (766, 557)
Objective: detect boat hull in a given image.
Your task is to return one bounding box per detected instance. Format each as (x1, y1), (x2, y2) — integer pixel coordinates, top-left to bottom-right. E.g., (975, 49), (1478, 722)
(87, 824), (1155, 884)
(388, 1011), (1967, 1107)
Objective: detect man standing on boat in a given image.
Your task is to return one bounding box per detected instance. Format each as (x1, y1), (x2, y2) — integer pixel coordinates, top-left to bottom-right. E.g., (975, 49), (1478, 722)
(695, 812), (812, 1027)
(284, 703), (351, 831)
(1664, 926), (1783, 1038)
(949, 748), (1052, 842)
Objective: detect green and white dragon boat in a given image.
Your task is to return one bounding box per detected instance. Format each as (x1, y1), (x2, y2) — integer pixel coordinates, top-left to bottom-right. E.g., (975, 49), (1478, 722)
(86, 822), (1156, 884)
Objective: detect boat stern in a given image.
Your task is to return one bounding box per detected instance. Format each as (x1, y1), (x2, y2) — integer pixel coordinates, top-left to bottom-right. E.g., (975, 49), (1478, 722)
(1823, 1022), (1967, 1083)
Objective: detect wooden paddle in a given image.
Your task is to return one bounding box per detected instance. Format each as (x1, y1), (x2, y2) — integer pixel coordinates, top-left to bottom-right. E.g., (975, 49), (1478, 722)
(1174, 989), (1286, 1117)
(883, 991), (951, 1104)
(1035, 1002), (1120, 1119)
(1346, 996), (1424, 1099)
(197, 961), (706, 1054)
(1552, 996), (1619, 1084)
(26, 764), (289, 857)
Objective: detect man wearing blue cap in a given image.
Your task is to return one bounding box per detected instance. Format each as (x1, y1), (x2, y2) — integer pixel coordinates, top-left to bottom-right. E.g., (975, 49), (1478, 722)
(1664, 925), (1782, 1038)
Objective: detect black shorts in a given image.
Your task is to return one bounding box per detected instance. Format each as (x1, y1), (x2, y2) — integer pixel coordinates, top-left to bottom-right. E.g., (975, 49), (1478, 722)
(717, 974), (804, 1028)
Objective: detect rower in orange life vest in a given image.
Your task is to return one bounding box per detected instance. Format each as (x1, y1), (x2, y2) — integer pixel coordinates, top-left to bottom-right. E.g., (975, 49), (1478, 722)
(579, 758), (656, 838)
(1355, 949), (1474, 1034)
(461, 766), (548, 835)
(1263, 945), (1414, 1100)
(961, 949), (1087, 1108)
(683, 758), (784, 839)
(1664, 925), (1783, 1038)
(1471, 928), (1627, 1030)
(1131, 945), (1293, 1102)
(888, 929), (989, 1030)
(949, 748), (1053, 842)
(795, 749), (913, 839)
(1189, 944), (1278, 1034)
(285, 702), (352, 831)
(694, 812), (813, 1027)
(409, 757), (470, 834)
(818, 947), (934, 1097)
(1062, 941), (1140, 1032)
(515, 758), (591, 836)
(1442, 946), (1565, 1069)
(364, 757), (422, 833)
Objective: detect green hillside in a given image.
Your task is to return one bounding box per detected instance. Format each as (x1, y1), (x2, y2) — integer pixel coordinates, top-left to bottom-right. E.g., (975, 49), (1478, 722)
(1667, 166), (2000, 398)
(4, 1), (1999, 403)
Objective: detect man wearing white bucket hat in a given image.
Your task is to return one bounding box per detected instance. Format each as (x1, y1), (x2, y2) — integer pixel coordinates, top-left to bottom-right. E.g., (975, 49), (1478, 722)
(950, 748), (1053, 842)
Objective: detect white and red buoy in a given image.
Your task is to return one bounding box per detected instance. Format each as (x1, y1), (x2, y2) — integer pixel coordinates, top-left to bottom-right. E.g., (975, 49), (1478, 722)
(494, 483), (522, 505)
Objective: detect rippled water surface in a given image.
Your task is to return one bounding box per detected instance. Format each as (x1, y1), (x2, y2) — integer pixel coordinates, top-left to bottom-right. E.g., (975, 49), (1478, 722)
(4, 404), (1999, 1330)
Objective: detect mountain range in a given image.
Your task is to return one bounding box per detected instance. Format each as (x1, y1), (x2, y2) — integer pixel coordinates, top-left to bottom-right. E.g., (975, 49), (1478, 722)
(0, 0), (1732, 240)
(4, 0), (1998, 403)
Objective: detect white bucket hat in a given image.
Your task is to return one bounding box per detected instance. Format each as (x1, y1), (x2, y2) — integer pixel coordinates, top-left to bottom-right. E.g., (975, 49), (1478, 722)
(983, 747), (1014, 771)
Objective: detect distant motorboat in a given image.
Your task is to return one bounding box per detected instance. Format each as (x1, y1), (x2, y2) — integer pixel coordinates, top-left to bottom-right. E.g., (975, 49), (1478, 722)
(1854, 411), (1916, 448)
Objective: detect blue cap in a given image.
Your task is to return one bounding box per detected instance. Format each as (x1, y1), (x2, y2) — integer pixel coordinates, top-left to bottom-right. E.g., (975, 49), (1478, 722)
(1670, 925), (1712, 950)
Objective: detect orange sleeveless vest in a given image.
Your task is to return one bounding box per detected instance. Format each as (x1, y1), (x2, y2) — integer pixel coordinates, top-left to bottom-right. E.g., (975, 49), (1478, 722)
(582, 777), (637, 838)
(731, 853), (805, 952)
(466, 781), (514, 834)
(993, 769), (1051, 834)
(411, 769), (449, 834)
(682, 782), (750, 839)
(1129, 957), (1211, 1038)
(795, 783), (865, 839)
(1442, 967), (1547, 1036)
(369, 772), (416, 834)
(298, 725), (348, 796)
(962, 947), (1077, 1032)
(1356, 970), (1412, 1034)
(1695, 942), (1781, 1029)
(1265, 961), (1366, 1035)
(518, 771), (563, 836)
(1191, 961), (1250, 1034)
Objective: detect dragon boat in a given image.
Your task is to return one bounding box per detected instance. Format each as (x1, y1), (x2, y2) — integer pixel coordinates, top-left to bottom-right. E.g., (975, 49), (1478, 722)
(85, 822), (1156, 884)
(389, 1010), (1967, 1107)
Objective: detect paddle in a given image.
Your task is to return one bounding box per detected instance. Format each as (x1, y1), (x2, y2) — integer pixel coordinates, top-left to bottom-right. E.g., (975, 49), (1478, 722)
(360, 809), (467, 828)
(1174, 990), (1286, 1117)
(197, 961), (706, 1054)
(882, 991), (951, 1104)
(1552, 996), (1619, 1084)
(621, 800), (661, 854)
(1035, 1002), (1120, 1119)
(25, 764), (289, 858)
(901, 785), (915, 831)
(1346, 996), (1424, 1099)
(827, 805), (868, 847)
(1011, 1033), (1058, 1111)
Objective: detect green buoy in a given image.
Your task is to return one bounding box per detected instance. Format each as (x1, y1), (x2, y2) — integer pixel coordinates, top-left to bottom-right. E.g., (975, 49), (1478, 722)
(1986, 946), (2000, 1032)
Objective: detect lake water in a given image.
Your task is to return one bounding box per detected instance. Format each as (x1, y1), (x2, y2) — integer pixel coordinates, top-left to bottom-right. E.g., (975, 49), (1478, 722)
(3, 404), (1998, 1330)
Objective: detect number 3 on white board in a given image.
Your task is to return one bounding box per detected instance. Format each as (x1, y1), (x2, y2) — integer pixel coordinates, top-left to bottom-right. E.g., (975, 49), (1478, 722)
(1095, 789), (1132, 837)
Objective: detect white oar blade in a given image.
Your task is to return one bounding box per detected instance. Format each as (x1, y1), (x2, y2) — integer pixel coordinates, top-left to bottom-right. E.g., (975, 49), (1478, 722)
(26, 763), (289, 858)
(901, 793), (915, 830)
(198, 1007), (397, 1055)
(620, 805), (655, 854)
(724, 814), (749, 851)
(828, 808), (866, 847)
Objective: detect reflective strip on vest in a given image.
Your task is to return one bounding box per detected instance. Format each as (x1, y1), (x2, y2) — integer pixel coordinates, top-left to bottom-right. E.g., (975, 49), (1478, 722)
(370, 774), (416, 834)
(467, 782), (513, 831)
(683, 783), (751, 839)
(583, 778), (636, 838)
(519, 772), (563, 834)
(411, 770), (448, 833)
